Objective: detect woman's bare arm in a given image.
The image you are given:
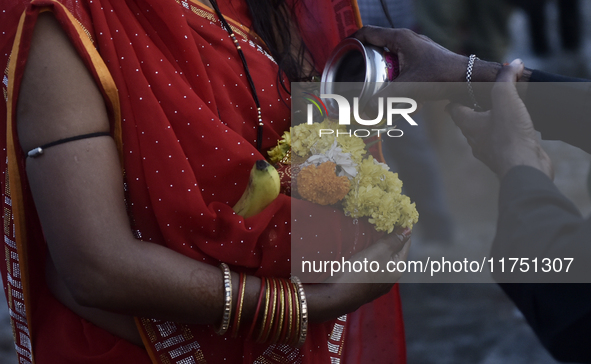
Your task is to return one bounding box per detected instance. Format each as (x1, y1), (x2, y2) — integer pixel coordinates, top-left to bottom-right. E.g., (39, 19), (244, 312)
(18, 12), (250, 325)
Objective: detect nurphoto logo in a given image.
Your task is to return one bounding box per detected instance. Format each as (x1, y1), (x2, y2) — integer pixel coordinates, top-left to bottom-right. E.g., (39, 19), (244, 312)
(305, 93), (418, 138)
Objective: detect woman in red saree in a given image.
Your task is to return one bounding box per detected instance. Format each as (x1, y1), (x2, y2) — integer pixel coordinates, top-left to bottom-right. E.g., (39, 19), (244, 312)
(0, 0), (408, 363)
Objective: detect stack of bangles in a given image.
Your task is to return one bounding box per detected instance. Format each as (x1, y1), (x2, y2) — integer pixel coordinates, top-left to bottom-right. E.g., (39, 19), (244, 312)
(214, 263), (308, 347)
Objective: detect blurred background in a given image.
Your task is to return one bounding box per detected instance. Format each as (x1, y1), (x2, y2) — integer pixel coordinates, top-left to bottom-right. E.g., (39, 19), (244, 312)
(2, 0), (591, 363)
(357, 0), (591, 363)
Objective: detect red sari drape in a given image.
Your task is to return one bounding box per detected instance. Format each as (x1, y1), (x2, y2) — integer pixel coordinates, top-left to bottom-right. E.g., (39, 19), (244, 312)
(0, 0), (406, 363)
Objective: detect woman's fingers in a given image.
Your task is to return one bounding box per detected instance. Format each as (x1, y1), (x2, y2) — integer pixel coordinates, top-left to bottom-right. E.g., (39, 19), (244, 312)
(326, 230), (412, 284)
(390, 239), (410, 263)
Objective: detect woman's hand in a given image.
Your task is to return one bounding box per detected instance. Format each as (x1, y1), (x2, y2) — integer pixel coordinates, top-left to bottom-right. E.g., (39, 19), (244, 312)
(448, 59), (553, 179)
(305, 228), (411, 322)
(325, 227), (411, 283)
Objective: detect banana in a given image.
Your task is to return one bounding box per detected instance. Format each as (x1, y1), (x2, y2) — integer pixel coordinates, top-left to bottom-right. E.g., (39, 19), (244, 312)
(233, 160), (281, 218)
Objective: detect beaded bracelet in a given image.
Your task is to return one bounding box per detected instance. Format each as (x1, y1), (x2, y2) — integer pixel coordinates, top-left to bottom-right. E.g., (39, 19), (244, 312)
(214, 263), (233, 335)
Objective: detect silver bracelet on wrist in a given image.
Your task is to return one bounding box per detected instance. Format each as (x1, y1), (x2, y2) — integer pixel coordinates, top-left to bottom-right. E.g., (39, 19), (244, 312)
(290, 276), (308, 347)
(214, 262), (233, 335)
(466, 54), (482, 111)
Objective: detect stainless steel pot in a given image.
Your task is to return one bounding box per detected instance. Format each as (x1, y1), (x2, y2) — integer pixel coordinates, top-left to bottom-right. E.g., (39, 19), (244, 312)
(320, 38), (399, 116)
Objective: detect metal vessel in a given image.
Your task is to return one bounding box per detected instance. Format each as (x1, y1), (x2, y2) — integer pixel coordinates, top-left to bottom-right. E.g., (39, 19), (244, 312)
(320, 38), (399, 116)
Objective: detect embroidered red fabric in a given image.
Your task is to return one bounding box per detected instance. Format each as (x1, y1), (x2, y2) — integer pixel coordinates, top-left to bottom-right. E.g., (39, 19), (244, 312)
(0, 0), (406, 363)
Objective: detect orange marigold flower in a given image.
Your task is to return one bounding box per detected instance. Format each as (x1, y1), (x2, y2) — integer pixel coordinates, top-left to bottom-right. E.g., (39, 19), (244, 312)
(296, 162), (350, 205)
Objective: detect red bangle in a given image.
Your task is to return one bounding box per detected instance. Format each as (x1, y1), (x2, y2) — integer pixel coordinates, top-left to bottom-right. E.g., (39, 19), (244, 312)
(257, 278), (276, 343)
(266, 278), (279, 343)
(246, 277), (266, 340)
(230, 273), (246, 338)
(279, 279), (291, 344)
(271, 278), (285, 343)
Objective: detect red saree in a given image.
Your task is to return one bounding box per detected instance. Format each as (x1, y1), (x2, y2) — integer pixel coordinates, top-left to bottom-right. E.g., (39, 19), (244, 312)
(0, 0), (406, 363)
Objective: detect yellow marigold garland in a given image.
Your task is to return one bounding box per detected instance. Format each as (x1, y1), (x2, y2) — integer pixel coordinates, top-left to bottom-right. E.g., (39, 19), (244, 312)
(269, 120), (419, 233)
(343, 157), (418, 233)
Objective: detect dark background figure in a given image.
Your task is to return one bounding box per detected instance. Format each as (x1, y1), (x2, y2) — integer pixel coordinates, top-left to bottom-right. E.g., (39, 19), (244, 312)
(357, 0), (416, 29)
(508, 0), (588, 79)
(508, 0), (581, 56)
(414, 0), (513, 62)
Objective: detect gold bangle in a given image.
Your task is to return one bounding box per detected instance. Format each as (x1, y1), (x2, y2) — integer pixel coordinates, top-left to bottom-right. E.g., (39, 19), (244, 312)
(272, 279), (286, 343)
(255, 278), (271, 343)
(282, 279), (293, 344)
(214, 263), (233, 335)
(291, 276), (308, 347)
(262, 278), (278, 343)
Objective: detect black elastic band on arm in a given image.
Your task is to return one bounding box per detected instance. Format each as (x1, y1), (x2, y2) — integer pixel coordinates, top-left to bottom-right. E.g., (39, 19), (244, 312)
(27, 131), (111, 158)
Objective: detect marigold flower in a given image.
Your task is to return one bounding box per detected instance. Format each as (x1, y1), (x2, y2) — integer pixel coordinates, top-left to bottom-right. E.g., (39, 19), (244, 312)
(296, 162), (350, 205)
(343, 157), (419, 232)
(268, 130), (291, 164)
(292, 119), (342, 158)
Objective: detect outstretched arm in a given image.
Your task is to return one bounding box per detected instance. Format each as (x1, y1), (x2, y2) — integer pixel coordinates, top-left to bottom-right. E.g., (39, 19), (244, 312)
(449, 60), (591, 362)
(353, 26), (591, 150)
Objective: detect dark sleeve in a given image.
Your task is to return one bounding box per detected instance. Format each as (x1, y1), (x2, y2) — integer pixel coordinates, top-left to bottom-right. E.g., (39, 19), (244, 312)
(525, 70), (591, 154)
(493, 166), (591, 362)
(499, 283), (591, 363)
